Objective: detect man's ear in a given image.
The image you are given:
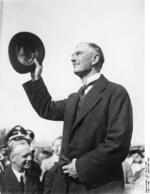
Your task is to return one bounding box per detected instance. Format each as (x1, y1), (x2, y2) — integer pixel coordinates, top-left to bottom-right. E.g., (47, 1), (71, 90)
(91, 55), (99, 66)
(10, 153), (14, 162)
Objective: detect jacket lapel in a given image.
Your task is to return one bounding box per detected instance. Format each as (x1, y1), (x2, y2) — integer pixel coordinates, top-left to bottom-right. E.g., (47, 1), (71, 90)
(64, 92), (80, 133)
(7, 167), (21, 193)
(70, 75), (108, 136)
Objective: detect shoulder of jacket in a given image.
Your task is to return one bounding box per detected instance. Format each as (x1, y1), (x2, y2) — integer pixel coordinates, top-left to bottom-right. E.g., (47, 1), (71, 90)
(107, 80), (128, 94)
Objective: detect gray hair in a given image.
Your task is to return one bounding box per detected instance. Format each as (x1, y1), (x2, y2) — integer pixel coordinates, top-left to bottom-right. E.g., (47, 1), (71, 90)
(87, 42), (104, 70)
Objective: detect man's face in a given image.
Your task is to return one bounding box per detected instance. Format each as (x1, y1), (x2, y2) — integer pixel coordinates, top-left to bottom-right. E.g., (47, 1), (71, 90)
(11, 144), (32, 172)
(132, 153), (143, 163)
(71, 43), (96, 77)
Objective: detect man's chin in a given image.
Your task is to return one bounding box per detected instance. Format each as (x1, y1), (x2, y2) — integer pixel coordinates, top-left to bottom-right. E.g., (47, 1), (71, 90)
(74, 70), (84, 78)
(74, 69), (90, 79)
(74, 71), (81, 76)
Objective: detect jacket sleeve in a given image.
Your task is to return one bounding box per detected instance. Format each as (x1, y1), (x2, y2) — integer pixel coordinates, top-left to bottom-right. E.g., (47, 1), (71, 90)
(76, 86), (133, 184)
(23, 78), (67, 121)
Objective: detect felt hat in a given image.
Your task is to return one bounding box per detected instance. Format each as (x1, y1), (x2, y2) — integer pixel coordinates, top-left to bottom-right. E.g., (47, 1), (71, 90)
(8, 32), (45, 74)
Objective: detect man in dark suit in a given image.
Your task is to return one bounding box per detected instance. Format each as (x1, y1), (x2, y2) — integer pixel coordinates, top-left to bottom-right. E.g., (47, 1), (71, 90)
(0, 140), (41, 194)
(23, 42), (133, 194)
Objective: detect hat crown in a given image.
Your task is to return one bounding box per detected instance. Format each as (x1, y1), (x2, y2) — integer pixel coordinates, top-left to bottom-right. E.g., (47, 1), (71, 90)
(7, 125), (27, 141)
(8, 32), (45, 74)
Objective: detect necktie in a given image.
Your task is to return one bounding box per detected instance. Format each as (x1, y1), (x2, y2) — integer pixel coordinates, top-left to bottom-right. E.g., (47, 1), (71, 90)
(79, 80), (96, 97)
(77, 80), (96, 113)
(79, 85), (86, 97)
(19, 175), (25, 193)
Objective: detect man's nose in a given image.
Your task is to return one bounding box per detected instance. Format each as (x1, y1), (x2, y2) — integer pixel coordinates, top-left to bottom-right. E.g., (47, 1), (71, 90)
(71, 55), (77, 62)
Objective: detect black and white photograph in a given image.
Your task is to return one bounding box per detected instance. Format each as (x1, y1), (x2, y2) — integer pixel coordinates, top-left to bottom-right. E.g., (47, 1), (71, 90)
(0, 0), (145, 194)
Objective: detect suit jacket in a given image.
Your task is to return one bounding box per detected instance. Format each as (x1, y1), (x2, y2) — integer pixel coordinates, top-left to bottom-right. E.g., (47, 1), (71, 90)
(0, 166), (42, 194)
(23, 74), (133, 193)
(42, 163), (58, 194)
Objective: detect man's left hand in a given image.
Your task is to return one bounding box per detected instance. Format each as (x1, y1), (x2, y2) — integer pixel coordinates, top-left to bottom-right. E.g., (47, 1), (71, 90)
(62, 158), (78, 178)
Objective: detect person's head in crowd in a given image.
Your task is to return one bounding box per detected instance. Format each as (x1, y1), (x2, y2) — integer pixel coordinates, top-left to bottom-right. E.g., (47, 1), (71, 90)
(132, 151), (143, 164)
(37, 150), (52, 165)
(8, 140), (32, 172)
(25, 129), (35, 144)
(129, 145), (144, 164)
(51, 136), (62, 156)
(6, 125), (35, 148)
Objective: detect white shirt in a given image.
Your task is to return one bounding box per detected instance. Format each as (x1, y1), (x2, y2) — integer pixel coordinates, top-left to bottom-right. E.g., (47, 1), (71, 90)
(82, 73), (101, 95)
(12, 167), (25, 183)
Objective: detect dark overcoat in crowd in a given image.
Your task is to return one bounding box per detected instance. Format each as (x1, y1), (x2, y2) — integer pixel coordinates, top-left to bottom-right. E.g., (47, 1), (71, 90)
(23, 74), (133, 194)
(0, 166), (42, 194)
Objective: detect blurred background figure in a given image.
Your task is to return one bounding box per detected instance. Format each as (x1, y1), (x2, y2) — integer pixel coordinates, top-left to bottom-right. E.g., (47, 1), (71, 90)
(0, 129), (9, 172)
(132, 175), (144, 194)
(130, 145), (144, 194)
(0, 153), (4, 173)
(122, 160), (134, 194)
(40, 136), (62, 181)
(25, 129), (42, 180)
(129, 145), (144, 183)
(42, 137), (62, 194)
(0, 147), (9, 170)
(37, 150), (52, 166)
(25, 129), (35, 144)
(122, 144), (145, 194)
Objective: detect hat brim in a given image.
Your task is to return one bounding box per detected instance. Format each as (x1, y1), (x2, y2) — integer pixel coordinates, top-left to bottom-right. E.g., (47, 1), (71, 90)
(8, 32), (45, 74)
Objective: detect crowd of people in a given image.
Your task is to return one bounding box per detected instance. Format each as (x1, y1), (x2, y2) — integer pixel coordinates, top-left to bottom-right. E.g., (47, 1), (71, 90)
(0, 125), (144, 194)
(0, 125), (62, 194)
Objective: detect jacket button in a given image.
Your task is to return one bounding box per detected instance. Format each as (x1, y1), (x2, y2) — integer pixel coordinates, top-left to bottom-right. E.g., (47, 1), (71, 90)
(65, 132), (69, 137)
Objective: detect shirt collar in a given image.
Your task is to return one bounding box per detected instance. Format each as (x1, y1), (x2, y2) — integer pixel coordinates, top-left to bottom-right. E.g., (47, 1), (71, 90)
(82, 72), (101, 86)
(12, 167), (25, 182)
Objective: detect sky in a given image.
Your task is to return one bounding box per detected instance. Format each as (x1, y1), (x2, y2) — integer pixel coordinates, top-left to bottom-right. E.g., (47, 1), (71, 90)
(0, 0), (144, 146)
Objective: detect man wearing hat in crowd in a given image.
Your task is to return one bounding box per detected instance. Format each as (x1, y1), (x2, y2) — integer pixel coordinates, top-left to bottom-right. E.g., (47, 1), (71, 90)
(2, 125), (29, 168)
(7, 125), (42, 180)
(0, 140), (42, 194)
